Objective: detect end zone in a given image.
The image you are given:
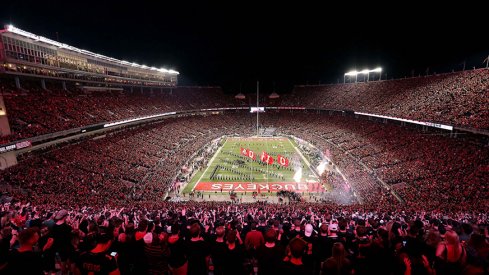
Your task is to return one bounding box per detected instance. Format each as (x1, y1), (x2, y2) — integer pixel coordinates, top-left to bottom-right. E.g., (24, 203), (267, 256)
(194, 181), (325, 193)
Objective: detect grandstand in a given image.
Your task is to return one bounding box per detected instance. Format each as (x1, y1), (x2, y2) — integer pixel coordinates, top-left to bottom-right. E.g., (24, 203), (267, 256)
(0, 23), (488, 275)
(0, 24), (487, 208)
(0, 25), (179, 87)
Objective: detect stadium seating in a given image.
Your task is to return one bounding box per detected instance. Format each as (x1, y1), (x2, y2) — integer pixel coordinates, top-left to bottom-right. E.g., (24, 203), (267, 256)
(0, 84), (235, 143)
(263, 112), (489, 211)
(2, 112), (487, 211)
(1, 111), (488, 274)
(1, 83), (488, 274)
(1, 69), (488, 144)
(292, 69), (489, 129)
(1, 113), (253, 207)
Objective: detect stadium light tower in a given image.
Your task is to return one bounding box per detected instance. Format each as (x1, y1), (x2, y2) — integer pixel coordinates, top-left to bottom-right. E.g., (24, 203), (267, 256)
(344, 70), (358, 83)
(371, 67), (382, 81)
(344, 67), (382, 83)
(360, 69), (369, 82)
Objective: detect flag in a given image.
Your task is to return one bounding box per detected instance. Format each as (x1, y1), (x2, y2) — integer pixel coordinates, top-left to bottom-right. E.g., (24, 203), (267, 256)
(248, 149), (256, 160)
(240, 147), (248, 157)
(261, 151), (274, 165)
(277, 154), (289, 167)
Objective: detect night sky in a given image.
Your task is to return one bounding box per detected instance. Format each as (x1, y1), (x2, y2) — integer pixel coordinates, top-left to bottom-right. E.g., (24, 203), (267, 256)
(0, 1), (487, 93)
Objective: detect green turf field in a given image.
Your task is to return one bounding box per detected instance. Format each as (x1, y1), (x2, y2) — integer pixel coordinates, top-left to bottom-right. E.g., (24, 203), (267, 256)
(184, 137), (320, 193)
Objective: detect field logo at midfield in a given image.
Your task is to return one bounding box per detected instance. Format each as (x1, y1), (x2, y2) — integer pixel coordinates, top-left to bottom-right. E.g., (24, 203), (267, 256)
(194, 182), (324, 193)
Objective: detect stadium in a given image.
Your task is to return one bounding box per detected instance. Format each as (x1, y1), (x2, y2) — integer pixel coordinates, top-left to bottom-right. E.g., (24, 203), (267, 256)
(0, 3), (488, 275)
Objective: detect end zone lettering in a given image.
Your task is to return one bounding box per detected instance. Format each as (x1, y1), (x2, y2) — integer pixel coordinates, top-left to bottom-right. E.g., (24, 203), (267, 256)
(196, 182), (322, 193)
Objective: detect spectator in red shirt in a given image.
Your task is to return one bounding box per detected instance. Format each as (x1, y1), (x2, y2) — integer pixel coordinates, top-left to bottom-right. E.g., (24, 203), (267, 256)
(245, 223), (264, 251)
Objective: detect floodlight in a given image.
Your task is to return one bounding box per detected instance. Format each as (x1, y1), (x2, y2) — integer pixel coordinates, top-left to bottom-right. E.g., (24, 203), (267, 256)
(344, 70), (358, 76)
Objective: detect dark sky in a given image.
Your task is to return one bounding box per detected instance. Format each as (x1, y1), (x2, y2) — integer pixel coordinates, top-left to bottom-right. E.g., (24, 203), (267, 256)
(0, 1), (487, 93)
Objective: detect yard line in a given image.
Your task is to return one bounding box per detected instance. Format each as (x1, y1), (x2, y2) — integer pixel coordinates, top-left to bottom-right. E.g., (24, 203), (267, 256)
(192, 137), (228, 191)
(266, 137), (269, 186)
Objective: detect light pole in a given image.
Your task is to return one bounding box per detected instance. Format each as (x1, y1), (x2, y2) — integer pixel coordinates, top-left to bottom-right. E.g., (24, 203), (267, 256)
(370, 67), (382, 81)
(360, 69), (369, 82)
(344, 67), (382, 83)
(344, 71), (357, 83)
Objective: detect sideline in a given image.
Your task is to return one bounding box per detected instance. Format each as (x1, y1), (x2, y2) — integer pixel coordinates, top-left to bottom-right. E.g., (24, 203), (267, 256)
(191, 138), (228, 191)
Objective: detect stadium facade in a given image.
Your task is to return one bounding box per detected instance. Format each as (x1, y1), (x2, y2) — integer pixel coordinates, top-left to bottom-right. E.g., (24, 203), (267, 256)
(0, 25), (179, 89)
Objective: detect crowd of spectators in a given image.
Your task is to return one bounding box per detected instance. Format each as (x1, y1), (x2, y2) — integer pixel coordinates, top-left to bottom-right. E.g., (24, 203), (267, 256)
(1, 69), (488, 145)
(261, 112), (489, 212)
(0, 81), (237, 143)
(291, 69), (489, 129)
(0, 71), (487, 273)
(1, 111), (487, 211)
(0, 199), (488, 274)
(0, 113), (252, 208)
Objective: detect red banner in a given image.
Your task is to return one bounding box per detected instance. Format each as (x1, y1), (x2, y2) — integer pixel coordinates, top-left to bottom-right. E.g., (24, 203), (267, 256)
(240, 147), (248, 157)
(241, 147), (256, 160)
(241, 148), (288, 165)
(277, 154), (289, 167)
(260, 151), (274, 165)
(242, 148), (291, 165)
(248, 149), (256, 160)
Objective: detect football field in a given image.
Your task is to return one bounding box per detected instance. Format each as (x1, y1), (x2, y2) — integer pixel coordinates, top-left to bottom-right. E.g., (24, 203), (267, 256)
(185, 137), (324, 194)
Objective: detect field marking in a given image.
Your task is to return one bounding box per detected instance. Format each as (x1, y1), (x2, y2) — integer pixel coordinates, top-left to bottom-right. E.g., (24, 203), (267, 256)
(265, 136), (270, 185)
(192, 138), (228, 191)
(194, 181), (317, 193)
(192, 137), (313, 188)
